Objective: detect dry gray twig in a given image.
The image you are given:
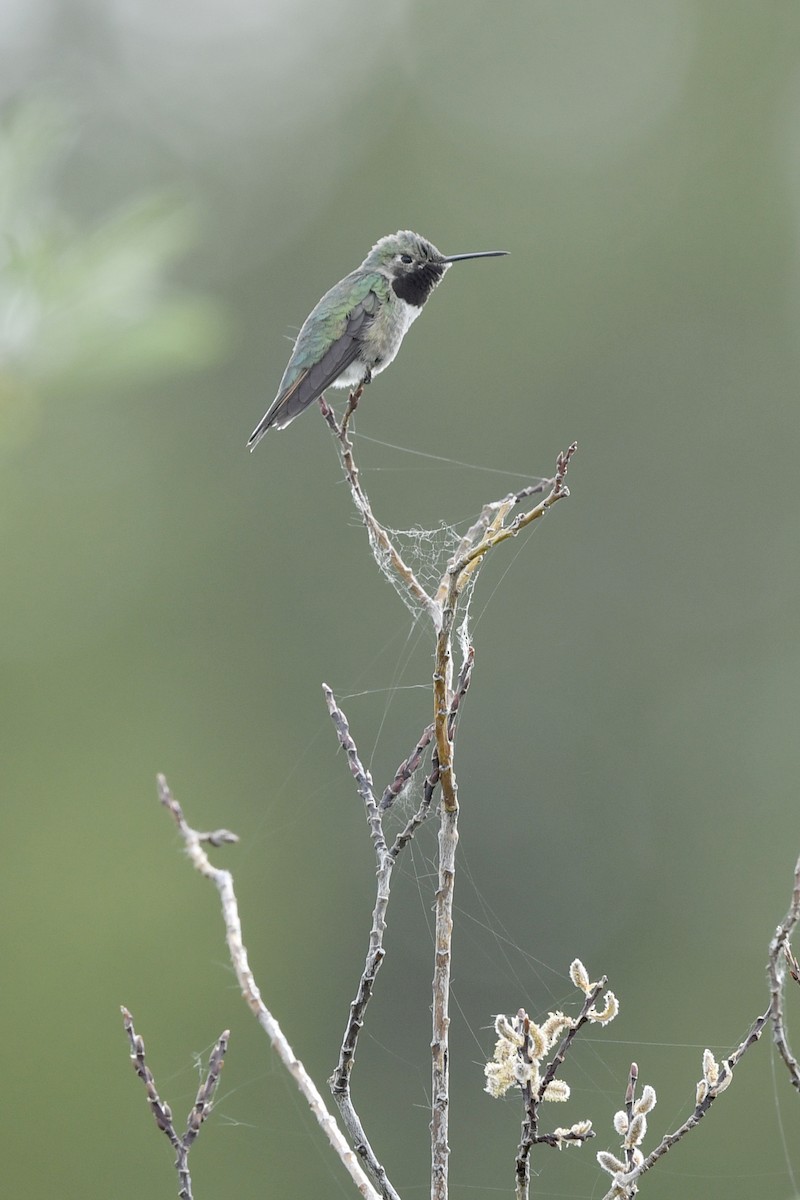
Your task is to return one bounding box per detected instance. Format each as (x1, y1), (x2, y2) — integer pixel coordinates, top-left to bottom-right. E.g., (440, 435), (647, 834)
(380, 723), (434, 813)
(596, 850), (800, 1197)
(768, 850), (800, 1092)
(121, 1007), (228, 1200)
(321, 387), (439, 624)
(156, 774), (382, 1200)
(322, 644), (477, 1200)
(322, 684), (403, 1200)
(598, 1012), (769, 1199)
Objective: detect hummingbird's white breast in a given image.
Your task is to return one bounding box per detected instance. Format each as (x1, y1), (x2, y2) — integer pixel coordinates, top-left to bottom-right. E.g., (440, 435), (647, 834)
(331, 294), (422, 389)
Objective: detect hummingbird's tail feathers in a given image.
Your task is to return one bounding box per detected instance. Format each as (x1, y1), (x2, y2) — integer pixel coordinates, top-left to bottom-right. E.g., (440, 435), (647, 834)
(247, 375), (309, 445)
(247, 316), (370, 448)
(246, 420), (272, 451)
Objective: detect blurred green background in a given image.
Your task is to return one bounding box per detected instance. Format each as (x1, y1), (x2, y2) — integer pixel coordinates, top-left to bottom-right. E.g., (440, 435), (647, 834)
(3, 2), (800, 1196)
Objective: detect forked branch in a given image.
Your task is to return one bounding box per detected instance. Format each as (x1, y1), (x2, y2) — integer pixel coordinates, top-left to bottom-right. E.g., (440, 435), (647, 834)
(596, 850), (800, 1198)
(597, 1013), (769, 1199)
(485, 961), (617, 1200)
(135, 406), (579, 1200)
(122, 1008), (228, 1200)
(323, 668), (472, 1200)
(320, 389), (439, 624)
(323, 398), (578, 1200)
(155, 774), (382, 1200)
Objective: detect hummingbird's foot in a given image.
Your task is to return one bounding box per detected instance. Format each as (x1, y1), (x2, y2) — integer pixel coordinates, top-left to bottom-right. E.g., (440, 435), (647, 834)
(363, 368), (372, 386)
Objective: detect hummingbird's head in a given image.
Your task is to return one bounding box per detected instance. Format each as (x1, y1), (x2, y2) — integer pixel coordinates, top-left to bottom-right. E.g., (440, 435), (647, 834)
(361, 231), (508, 308)
(362, 231), (449, 307)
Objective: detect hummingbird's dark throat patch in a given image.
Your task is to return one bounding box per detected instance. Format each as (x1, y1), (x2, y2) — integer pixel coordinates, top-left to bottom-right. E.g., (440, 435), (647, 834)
(392, 261), (446, 307)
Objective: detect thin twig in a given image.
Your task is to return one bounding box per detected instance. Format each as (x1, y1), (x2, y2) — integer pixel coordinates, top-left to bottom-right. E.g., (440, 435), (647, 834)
(325, 684), (450, 1200)
(540, 977), (608, 1097)
(512, 479), (551, 503)
(429, 650), (476, 1200)
(768, 851), (800, 1091)
(380, 723), (434, 812)
(596, 853), (800, 1197)
(622, 1062), (638, 1177)
(323, 683), (386, 859)
(600, 1009), (770, 1199)
(322, 391), (439, 625)
(322, 686), (402, 1200)
(429, 646), (477, 1199)
(514, 980), (606, 1199)
(437, 497), (516, 608)
(430, 801), (456, 1200)
(433, 445), (576, 815)
(389, 753), (439, 858)
(156, 775), (382, 1200)
(324, 661), (476, 1200)
(121, 1007), (228, 1200)
(390, 655), (472, 859)
(786, 943), (800, 985)
(448, 442), (577, 582)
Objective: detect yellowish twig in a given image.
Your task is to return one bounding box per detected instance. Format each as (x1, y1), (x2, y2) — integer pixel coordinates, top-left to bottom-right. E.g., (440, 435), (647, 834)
(324, 404), (577, 1200)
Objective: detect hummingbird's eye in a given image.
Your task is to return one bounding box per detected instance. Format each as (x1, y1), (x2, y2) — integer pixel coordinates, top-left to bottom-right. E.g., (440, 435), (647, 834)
(399, 253), (413, 264)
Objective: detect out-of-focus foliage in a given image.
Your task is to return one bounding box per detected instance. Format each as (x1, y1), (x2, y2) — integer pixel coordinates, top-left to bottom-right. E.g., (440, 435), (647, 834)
(0, 101), (226, 445)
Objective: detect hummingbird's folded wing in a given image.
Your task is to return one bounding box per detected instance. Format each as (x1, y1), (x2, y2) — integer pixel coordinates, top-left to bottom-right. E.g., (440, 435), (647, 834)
(248, 289), (379, 447)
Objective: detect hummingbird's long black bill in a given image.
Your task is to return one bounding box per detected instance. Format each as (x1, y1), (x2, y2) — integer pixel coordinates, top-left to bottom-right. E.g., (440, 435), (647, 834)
(442, 250), (509, 262)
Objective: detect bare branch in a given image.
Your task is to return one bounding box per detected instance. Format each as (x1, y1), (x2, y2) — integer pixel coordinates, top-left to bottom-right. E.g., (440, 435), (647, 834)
(380, 723), (434, 813)
(768, 851), (800, 1091)
(596, 853), (800, 1197)
(323, 683), (385, 858)
(323, 656), (477, 1200)
(428, 647), (477, 1200)
(468, 444), (574, 574)
(185, 1032), (228, 1148)
(432, 445), (576, 815)
(786, 943), (800, 986)
(324, 684), (456, 1200)
(322, 686), (401, 1200)
(321, 390), (439, 624)
(156, 774), (382, 1200)
(121, 1007), (228, 1200)
(430, 802), (456, 1200)
(122, 1008), (183, 1155)
(324, 414), (577, 1200)
(599, 1011), (769, 1199)
(389, 754), (439, 857)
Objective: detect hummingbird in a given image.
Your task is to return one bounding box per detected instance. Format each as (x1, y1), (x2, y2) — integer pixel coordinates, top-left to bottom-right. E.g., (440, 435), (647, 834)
(247, 230), (508, 449)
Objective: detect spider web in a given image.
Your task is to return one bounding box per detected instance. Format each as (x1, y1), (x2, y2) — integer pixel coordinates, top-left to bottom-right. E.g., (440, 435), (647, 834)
(364, 517), (477, 663)
(380, 521), (461, 599)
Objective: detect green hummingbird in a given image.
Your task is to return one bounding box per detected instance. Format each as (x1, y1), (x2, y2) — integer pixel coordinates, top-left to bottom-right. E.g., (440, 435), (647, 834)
(247, 230), (508, 449)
